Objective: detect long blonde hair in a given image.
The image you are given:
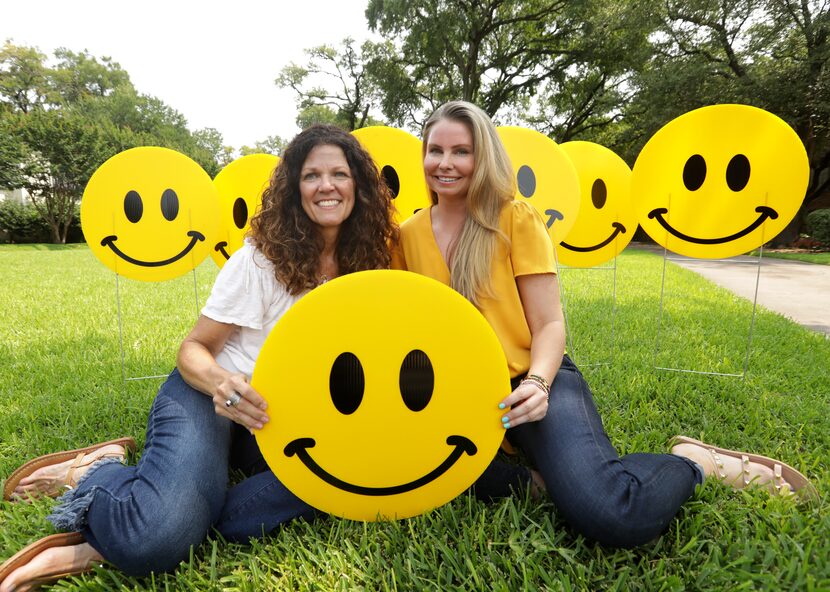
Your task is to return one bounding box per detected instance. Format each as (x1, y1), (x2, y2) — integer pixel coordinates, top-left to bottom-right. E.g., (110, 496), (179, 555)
(422, 101), (515, 304)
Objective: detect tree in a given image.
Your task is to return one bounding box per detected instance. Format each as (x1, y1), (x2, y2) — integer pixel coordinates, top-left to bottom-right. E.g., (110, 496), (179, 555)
(365, 0), (586, 127)
(240, 134), (288, 156)
(364, 0), (656, 139)
(5, 109), (105, 243)
(193, 127), (235, 170)
(0, 42), (225, 242)
(519, 0), (658, 143)
(49, 48), (131, 104)
(277, 38), (385, 130)
(0, 115), (25, 189)
(0, 41), (49, 113)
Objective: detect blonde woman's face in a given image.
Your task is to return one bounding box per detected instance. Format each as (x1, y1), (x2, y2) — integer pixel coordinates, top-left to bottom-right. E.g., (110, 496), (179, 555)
(423, 119), (475, 202)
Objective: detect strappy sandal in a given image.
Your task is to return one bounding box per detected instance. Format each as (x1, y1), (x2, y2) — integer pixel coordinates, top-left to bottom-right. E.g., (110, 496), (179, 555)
(0, 532), (94, 591)
(3, 437), (136, 501)
(670, 435), (818, 500)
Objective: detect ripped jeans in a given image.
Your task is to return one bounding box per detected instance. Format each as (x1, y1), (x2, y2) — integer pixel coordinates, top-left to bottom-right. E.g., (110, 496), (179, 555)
(48, 369), (314, 576)
(489, 355), (702, 547)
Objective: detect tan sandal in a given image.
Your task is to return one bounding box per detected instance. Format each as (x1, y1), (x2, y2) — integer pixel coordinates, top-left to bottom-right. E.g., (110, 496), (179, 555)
(0, 532), (93, 591)
(3, 437), (136, 501)
(670, 435), (818, 500)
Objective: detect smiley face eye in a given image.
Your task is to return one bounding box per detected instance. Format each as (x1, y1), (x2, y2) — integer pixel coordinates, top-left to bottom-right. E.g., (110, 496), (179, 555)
(233, 197), (248, 230)
(726, 154), (750, 192)
(399, 349), (434, 412)
(161, 189), (179, 221)
(124, 190), (143, 223)
(591, 179), (607, 209)
(517, 165), (536, 198)
(381, 165), (400, 198)
(683, 154), (707, 191)
(330, 352), (365, 415)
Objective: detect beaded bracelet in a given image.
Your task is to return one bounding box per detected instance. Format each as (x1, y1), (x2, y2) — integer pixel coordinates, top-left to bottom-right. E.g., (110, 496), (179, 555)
(520, 377), (550, 399)
(525, 373), (550, 392)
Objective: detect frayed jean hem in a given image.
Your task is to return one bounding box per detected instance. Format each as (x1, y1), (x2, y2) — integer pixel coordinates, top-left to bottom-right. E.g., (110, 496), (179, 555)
(47, 456), (123, 532)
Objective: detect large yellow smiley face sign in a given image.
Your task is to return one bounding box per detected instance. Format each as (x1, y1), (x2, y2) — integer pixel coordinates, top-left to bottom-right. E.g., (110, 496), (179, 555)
(81, 147), (220, 281)
(632, 104), (809, 259)
(210, 154), (278, 268)
(557, 141), (635, 268)
(497, 127), (581, 245)
(352, 126), (431, 223)
(253, 270), (508, 521)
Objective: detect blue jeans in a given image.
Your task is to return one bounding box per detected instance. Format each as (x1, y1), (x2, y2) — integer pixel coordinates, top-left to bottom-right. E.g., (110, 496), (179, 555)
(48, 369), (314, 576)
(489, 355), (702, 548)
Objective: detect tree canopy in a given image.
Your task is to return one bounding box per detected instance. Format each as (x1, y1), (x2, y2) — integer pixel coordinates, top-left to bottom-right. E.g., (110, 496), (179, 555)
(0, 41), (225, 242)
(3, 1), (829, 244)
(276, 38), (385, 131)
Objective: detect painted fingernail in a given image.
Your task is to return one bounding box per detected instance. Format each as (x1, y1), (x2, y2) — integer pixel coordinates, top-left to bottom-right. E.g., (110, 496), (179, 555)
(503, 422), (510, 429)
(498, 403), (506, 409)
(501, 416), (509, 423)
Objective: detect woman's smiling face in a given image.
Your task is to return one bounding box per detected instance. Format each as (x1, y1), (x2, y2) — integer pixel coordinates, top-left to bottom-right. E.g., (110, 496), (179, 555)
(299, 144), (356, 231)
(423, 119), (475, 202)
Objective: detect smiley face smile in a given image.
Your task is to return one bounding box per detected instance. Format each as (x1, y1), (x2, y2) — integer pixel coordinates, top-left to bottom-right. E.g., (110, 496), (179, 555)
(560, 222), (626, 253)
(214, 241), (232, 260)
(101, 231), (205, 267)
(284, 435), (477, 496)
(647, 206), (778, 245)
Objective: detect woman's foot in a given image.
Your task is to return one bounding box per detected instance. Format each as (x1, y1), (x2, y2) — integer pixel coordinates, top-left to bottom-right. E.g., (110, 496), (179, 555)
(10, 444), (126, 501)
(529, 469), (547, 499)
(0, 536), (101, 592)
(670, 436), (816, 498)
(4, 437), (136, 502)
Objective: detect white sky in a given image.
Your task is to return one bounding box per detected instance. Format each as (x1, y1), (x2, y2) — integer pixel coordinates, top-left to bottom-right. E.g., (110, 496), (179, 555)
(1, 0), (374, 151)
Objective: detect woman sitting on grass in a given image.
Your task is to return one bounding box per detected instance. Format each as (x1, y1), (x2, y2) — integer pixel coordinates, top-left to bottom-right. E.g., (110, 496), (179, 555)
(393, 100), (815, 547)
(0, 124), (398, 591)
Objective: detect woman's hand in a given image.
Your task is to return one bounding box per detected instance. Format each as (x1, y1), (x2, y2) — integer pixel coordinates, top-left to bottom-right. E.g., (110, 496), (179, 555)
(211, 373), (270, 432)
(498, 380), (549, 429)
(177, 315), (270, 433)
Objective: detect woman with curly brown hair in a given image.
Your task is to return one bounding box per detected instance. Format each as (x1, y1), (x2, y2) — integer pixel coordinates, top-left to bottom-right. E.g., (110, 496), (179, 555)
(0, 124), (397, 590)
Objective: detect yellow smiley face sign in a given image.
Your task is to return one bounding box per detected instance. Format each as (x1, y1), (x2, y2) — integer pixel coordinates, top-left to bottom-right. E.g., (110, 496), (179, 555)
(497, 127), (581, 245)
(632, 104), (809, 259)
(352, 126), (431, 223)
(557, 142), (635, 268)
(253, 270), (508, 521)
(81, 147), (220, 281)
(211, 154), (278, 268)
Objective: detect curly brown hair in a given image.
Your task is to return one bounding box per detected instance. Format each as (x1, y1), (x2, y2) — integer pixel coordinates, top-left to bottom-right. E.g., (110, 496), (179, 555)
(249, 124), (398, 295)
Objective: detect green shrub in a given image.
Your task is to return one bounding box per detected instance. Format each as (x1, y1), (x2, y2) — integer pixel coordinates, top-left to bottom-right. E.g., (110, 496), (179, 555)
(806, 208), (830, 245)
(0, 200), (51, 243)
(0, 201), (83, 243)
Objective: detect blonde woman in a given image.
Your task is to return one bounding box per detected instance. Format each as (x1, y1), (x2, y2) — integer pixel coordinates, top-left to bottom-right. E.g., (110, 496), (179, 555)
(392, 100), (813, 547)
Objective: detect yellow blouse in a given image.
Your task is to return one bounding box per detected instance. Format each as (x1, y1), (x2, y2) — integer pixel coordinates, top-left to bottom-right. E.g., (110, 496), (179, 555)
(392, 200), (556, 377)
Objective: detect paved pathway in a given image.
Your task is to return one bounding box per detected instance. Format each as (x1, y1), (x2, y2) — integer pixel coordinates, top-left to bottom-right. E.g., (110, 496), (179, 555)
(631, 244), (830, 336)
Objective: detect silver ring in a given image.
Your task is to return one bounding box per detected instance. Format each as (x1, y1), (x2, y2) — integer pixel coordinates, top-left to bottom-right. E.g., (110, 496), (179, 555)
(224, 391), (242, 408)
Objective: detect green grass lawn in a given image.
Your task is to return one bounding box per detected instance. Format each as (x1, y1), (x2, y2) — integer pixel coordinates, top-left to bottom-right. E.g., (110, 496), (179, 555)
(1, 245), (828, 591)
(750, 250), (830, 265)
